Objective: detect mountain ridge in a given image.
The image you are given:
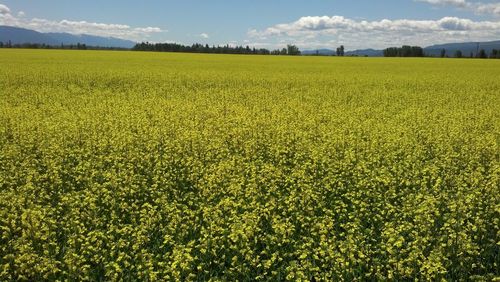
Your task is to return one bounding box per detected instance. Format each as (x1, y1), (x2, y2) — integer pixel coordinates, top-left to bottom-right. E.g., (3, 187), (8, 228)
(2, 25), (500, 55)
(0, 26), (136, 48)
(303, 40), (500, 57)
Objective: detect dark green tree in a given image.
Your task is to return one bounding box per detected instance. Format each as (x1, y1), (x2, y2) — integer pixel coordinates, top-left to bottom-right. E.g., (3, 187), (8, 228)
(132, 42), (276, 55)
(383, 47), (398, 57)
(454, 50), (462, 58)
(287, 44), (301, 56)
(490, 49), (498, 59)
(383, 46), (424, 57)
(411, 46), (424, 57)
(478, 49), (487, 58)
(336, 45), (345, 56)
(271, 49), (281, 55)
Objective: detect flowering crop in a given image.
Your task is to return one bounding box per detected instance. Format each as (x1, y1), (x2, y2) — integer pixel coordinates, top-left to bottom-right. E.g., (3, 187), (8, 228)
(0, 49), (499, 281)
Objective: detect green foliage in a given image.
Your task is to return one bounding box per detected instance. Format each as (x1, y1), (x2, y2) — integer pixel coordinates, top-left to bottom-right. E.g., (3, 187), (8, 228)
(132, 42), (273, 55)
(286, 45), (301, 56)
(383, 45), (424, 57)
(478, 49), (488, 59)
(336, 45), (345, 56)
(0, 50), (499, 281)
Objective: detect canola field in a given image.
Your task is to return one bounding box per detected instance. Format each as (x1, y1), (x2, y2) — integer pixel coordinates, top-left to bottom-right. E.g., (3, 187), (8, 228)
(0, 49), (499, 281)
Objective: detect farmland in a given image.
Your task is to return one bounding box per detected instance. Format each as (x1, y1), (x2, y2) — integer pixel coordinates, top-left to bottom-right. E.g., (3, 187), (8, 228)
(0, 49), (499, 280)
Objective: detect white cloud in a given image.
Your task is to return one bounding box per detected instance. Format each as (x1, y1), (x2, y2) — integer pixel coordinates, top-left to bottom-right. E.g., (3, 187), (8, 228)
(134, 27), (163, 33)
(416, 0), (468, 7)
(228, 40), (272, 48)
(251, 16), (500, 36)
(249, 15), (500, 50)
(416, 0), (500, 16)
(17, 11), (25, 17)
(0, 4), (10, 14)
(475, 3), (500, 16)
(0, 3), (165, 41)
(200, 33), (209, 39)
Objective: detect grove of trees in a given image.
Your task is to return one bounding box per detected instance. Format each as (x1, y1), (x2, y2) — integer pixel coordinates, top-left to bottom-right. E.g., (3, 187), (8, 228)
(490, 49), (500, 58)
(383, 46), (424, 57)
(132, 42), (301, 56)
(383, 45), (500, 59)
(336, 45), (345, 56)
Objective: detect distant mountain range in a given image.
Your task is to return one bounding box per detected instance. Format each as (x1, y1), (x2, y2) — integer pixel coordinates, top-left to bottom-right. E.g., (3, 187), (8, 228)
(345, 49), (384, 57)
(304, 41), (500, 57)
(2, 25), (500, 55)
(302, 48), (384, 56)
(423, 41), (500, 57)
(0, 26), (136, 48)
(301, 49), (336, 56)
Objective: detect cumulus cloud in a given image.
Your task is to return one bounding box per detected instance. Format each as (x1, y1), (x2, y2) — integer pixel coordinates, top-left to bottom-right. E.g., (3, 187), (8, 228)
(249, 15), (500, 49)
(416, 0), (500, 16)
(0, 4), (10, 14)
(0, 3), (165, 41)
(17, 11), (25, 17)
(250, 16), (500, 36)
(475, 3), (500, 16)
(200, 33), (209, 39)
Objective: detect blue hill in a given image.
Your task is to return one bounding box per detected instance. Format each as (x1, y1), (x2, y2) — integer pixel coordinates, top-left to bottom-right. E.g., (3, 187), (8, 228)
(0, 26), (136, 48)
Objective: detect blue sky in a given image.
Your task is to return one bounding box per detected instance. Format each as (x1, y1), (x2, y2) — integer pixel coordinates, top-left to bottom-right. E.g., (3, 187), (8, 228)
(1, 0), (500, 50)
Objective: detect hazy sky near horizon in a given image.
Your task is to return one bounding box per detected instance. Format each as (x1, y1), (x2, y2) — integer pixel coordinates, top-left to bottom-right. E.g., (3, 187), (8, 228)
(1, 0), (500, 50)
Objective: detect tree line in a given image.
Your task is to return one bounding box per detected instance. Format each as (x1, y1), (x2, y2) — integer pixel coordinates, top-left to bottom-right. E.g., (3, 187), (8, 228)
(452, 49), (500, 59)
(383, 46), (424, 57)
(3, 40), (500, 59)
(383, 45), (500, 59)
(132, 42), (301, 55)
